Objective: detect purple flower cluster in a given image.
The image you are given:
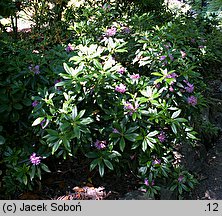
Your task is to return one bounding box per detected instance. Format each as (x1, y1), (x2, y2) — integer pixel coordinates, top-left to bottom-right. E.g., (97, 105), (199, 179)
(166, 72), (178, 79)
(94, 140), (107, 150)
(30, 153), (41, 165)
(178, 175), (184, 182)
(65, 43), (74, 53)
(169, 86), (174, 92)
(169, 54), (174, 61)
(187, 96), (197, 106)
(32, 100), (38, 107)
(130, 74), (140, 80)
(180, 50), (187, 58)
(115, 83), (126, 93)
(157, 131), (166, 142)
(160, 55), (167, 61)
(29, 64), (40, 75)
(124, 101), (139, 115)
(106, 26), (117, 37)
(152, 159), (161, 165)
(122, 27), (131, 34)
(117, 67), (126, 74)
(184, 80), (194, 93)
(113, 128), (120, 134)
(144, 178), (155, 186)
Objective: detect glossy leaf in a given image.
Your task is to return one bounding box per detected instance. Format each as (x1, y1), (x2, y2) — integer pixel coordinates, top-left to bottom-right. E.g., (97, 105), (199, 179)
(32, 117), (45, 126)
(103, 159), (114, 170)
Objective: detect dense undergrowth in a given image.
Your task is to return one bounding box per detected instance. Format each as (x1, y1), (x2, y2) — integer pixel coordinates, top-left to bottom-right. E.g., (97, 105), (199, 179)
(0, 0), (222, 199)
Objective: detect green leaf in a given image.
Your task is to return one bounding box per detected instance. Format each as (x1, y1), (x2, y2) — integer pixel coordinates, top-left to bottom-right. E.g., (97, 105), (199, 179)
(151, 72), (162, 76)
(90, 159), (99, 171)
(142, 138), (148, 152)
(187, 132), (197, 140)
(103, 159), (114, 170)
(36, 167), (41, 180)
(63, 62), (78, 77)
(171, 109), (181, 119)
(126, 126), (139, 134)
(69, 56), (82, 62)
(98, 161), (105, 177)
(13, 103), (23, 110)
(30, 165), (36, 181)
(77, 109), (85, 119)
(124, 133), (139, 142)
(0, 104), (8, 113)
(80, 117), (94, 125)
(46, 129), (59, 136)
(170, 184), (177, 191)
(93, 59), (103, 70)
(85, 152), (98, 158)
(73, 126), (81, 139)
(22, 98), (32, 106)
(115, 49), (127, 53)
(23, 175), (28, 185)
(119, 137), (125, 152)
(148, 131), (159, 137)
(181, 184), (189, 192)
(147, 138), (155, 148)
(0, 135), (5, 145)
(40, 163), (51, 173)
(52, 140), (62, 155)
(140, 86), (153, 98)
(72, 106), (78, 120)
(171, 123), (177, 134)
(109, 151), (121, 159)
(32, 117), (44, 126)
(62, 137), (70, 151)
(175, 118), (188, 123)
(178, 185), (183, 194)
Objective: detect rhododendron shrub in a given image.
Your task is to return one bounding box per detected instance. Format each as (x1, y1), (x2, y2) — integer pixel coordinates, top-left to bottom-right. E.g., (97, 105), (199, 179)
(31, 11), (209, 198)
(2, 1), (220, 199)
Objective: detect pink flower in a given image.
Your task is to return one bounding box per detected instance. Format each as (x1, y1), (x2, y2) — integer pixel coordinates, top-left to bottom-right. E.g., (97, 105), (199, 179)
(157, 131), (166, 142)
(113, 128), (120, 134)
(115, 83), (126, 93)
(152, 159), (161, 165)
(122, 27), (131, 34)
(180, 50), (187, 58)
(65, 43), (74, 53)
(106, 26), (117, 37)
(169, 54), (174, 61)
(187, 96), (197, 106)
(124, 101), (139, 115)
(124, 102), (134, 110)
(130, 74), (140, 80)
(117, 67), (126, 74)
(32, 100), (38, 107)
(30, 153), (41, 165)
(160, 55), (167, 61)
(184, 80), (194, 93)
(29, 64), (40, 75)
(169, 86), (174, 92)
(94, 140), (107, 150)
(166, 73), (178, 79)
(178, 175), (184, 182)
(144, 178), (155, 186)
